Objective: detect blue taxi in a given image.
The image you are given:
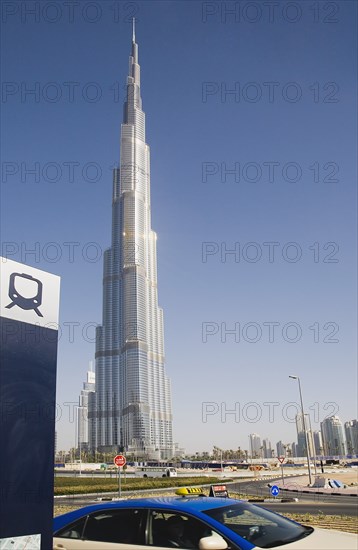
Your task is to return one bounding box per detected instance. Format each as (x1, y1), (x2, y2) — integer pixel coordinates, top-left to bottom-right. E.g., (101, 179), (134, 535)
(53, 489), (357, 549)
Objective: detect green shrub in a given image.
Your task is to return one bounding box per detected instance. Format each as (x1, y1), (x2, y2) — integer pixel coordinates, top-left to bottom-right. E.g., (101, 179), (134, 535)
(54, 476), (230, 495)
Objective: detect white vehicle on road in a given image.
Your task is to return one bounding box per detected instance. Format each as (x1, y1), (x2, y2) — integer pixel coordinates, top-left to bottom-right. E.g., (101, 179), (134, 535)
(135, 466), (177, 478)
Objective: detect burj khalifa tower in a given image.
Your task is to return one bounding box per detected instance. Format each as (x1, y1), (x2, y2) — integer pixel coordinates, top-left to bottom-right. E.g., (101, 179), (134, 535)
(90, 23), (173, 460)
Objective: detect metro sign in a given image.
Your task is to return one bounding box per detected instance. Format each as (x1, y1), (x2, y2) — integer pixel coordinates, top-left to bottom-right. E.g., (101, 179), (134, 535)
(0, 258), (60, 549)
(114, 454), (126, 467)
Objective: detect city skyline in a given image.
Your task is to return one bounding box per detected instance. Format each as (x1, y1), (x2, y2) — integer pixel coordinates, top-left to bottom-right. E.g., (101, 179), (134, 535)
(75, 369), (357, 458)
(1, 2), (357, 453)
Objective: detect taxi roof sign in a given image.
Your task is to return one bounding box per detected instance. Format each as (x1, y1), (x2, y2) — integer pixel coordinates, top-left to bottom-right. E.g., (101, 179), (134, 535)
(176, 487), (205, 496)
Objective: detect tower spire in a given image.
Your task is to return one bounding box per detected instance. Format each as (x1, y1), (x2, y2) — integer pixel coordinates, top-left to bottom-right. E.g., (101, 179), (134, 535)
(128, 18), (140, 88)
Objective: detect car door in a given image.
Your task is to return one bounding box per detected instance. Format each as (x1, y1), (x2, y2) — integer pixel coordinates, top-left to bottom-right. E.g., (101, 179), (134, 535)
(53, 508), (148, 550)
(146, 510), (235, 550)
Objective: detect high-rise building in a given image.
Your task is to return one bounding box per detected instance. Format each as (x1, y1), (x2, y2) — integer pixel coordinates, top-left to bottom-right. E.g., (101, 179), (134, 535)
(295, 413), (315, 457)
(77, 365), (95, 451)
(262, 438), (272, 459)
(249, 433), (261, 457)
(321, 415), (346, 456)
(291, 442), (297, 458)
(89, 24), (173, 460)
(344, 420), (358, 455)
(313, 430), (324, 456)
(276, 441), (285, 457)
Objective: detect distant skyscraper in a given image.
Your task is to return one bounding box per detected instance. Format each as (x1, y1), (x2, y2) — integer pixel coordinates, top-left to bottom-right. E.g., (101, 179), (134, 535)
(291, 442), (297, 458)
(313, 430), (324, 456)
(262, 438), (272, 459)
(321, 416), (346, 456)
(77, 364), (95, 450)
(295, 413), (314, 457)
(90, 24), (173, 459)
(276, 441), (285, 457)
(249, 433), (261, 457)
(344, 420), (358, 455)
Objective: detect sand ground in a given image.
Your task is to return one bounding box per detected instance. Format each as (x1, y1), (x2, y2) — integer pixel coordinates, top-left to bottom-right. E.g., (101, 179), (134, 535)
(277, 470), (358, 494)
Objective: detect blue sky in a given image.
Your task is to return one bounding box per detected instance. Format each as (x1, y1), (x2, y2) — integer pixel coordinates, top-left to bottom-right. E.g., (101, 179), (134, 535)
(1, 1), (357, 454)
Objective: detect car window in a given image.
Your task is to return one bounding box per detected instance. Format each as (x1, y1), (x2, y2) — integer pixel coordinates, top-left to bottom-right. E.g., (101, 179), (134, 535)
(203, 503), (313, 548)
(148, 510), (218, 549)
(55, 516), (87, 539)
(83, 508), (145, 545)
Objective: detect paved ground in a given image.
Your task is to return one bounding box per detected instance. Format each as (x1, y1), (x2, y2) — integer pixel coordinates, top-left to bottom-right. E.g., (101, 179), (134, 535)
(276, 471), (358, 495)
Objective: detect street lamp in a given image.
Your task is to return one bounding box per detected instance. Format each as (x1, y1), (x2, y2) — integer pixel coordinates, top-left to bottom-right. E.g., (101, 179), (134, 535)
(289, 375), (312, 485)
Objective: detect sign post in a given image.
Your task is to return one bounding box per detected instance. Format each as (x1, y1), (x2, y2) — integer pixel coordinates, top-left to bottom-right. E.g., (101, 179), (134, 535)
(114, 454), (126, 498)
(0, 258), (60, 549)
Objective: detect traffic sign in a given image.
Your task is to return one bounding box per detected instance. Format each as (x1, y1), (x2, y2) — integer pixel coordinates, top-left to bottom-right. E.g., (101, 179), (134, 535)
(270, 485), (280, 497)
(278, 456), (285, 464)
(114, 454), (126, 467)
(209, 484), (229, 498)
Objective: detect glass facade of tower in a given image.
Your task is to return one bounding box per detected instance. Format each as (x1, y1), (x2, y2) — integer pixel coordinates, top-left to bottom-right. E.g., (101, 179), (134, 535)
(344, 420), (358, 455)
(295, 413), (314, 458)
(89, 32), (173, 460)
(321, 415), (346, 456)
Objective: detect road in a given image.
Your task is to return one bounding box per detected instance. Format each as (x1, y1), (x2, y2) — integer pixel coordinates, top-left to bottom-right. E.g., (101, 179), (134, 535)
(230, 479), (358, 517)
(55, 478), (358, 517)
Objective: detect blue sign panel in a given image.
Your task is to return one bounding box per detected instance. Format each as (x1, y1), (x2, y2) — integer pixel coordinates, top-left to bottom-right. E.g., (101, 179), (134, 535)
(0, 258), (60, 550)
(270, 485), (280, 497)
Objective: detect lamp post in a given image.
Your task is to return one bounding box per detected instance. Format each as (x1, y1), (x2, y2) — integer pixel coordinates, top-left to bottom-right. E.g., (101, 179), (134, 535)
(289, 376), (312, 485)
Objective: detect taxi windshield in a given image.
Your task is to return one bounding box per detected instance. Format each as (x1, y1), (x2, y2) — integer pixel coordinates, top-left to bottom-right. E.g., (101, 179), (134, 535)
(203, 503), (313, 548)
